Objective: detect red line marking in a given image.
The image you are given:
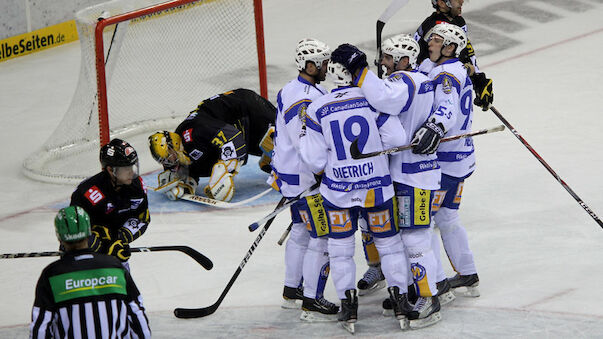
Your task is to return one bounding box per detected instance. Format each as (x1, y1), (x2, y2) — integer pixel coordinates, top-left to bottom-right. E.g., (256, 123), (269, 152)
(482, 27), (603, 69)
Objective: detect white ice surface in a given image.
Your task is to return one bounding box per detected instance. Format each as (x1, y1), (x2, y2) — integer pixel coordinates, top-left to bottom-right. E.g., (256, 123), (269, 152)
(1, 0), (603, 337)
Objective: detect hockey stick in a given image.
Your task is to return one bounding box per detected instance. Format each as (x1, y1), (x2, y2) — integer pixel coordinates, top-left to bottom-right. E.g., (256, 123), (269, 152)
(181, 187), (273, 208)
(350, 125), (505, 159)
(1, 246), (213, 270)
(489, 106), (603, 229)
(248, 183), (321, 231)
(248, 196), (287, 231)
(376, 0), (410, 78)
(277, 222), (294, 246)
(174, 205), (282, 318)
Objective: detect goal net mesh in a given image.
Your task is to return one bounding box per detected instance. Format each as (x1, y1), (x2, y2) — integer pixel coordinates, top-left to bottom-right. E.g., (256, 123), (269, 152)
(23, 0), (264, 184)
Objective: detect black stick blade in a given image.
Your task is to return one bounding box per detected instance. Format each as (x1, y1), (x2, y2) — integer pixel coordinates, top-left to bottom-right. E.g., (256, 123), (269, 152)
(174, 304), (218, 319)
(350, 138), (363, 159)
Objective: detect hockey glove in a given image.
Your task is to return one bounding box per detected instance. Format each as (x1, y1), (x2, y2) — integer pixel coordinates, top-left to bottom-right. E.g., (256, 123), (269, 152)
(166, 176), (197, 201)
(470, 73), (493, 111)
(330, 43), (369, 77)
(89, 225), (111, 252)
(204, 160), (235, 202)
(108, 240), (131, 262)
(411, 119), (445, 155)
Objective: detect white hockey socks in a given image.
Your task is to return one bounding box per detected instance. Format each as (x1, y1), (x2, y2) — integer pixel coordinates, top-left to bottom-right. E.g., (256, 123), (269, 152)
(373, 235), (409, 292)
(435, 207), (477, 275)
(328, 236), (356, 300)
(284, 222), (310, 288)
(431, 227), (447, 282)
(402, 228), (438, 297)
(302, 237), (329, 299)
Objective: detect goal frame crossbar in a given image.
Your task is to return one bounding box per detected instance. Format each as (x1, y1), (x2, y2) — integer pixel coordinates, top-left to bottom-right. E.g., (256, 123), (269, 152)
(93, 0), (267, 146)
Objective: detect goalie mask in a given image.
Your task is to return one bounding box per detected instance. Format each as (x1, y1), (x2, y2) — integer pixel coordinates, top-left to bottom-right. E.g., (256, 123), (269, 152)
(295, 38), (332, 71)
(100, 138), (140, 183)
(148, 131), (191, 168)
(426, 23), (467, 57)
(381, 34), (420, 70)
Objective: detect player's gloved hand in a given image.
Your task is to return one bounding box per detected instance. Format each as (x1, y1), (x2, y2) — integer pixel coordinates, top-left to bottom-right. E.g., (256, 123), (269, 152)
(108, 240), (131, 262)
(330, 43), (369, 77)
(166, 176), (197, 201)
(89, 225), (111, 252)
(204, 160), (235, 202)
(157, 169), (179, 188)
(411, 119), (445, 154)
(117, 225), (135, 244)
(470, 73), (493, 111)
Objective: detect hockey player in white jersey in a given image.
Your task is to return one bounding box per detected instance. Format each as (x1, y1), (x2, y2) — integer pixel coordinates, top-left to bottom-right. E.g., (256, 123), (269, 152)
(300, 49), (410, 333)
(333, 36), (444, 328)
(423, 23), (480, 297)
(271, 38), (339, 321)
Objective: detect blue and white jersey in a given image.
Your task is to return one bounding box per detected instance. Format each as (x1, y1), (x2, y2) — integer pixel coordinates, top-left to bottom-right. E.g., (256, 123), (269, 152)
(428, 58), (475, 178)
(271, 76), (328, 198)
(354, 68), (441, 190)
(300, 86), (405, 208)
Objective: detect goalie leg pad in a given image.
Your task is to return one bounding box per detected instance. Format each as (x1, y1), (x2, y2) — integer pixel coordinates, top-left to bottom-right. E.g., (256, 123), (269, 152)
(204, 161), (235, 202)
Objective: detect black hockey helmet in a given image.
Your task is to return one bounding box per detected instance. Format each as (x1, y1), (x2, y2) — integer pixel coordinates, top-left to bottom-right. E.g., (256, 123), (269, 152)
(100, 138), (138, 169)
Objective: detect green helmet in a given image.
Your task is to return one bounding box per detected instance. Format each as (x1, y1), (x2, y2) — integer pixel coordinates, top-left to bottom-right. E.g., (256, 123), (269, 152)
(54, 206), (92, 243)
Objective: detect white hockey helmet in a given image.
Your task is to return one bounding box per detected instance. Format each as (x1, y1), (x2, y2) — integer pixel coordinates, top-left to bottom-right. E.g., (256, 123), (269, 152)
(381, 34), (420, 69)
(431, 0), (452, 9)
(327, 60), (353, 87)
(295, 38), (332, 71)
(427, 22), (467, 57)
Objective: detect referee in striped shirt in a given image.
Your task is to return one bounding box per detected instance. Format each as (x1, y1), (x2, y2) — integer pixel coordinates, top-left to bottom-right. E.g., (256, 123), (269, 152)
(30, 206), (151, 338)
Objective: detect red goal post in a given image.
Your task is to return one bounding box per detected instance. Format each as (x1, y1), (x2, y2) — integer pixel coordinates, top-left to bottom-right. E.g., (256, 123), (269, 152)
(95, 0), (267, 145)
(23, 0), (268, 184)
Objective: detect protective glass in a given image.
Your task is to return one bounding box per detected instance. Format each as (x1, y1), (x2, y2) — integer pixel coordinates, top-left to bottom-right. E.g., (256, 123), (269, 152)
(112, 162), (140, 183)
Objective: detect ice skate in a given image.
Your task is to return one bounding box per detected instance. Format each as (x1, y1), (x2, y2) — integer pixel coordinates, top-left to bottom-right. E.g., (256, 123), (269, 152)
(436, 278), (456, 305)
(408, 296), (442, 329)
(338, 289), (358, 334)
(300, 296), (339, 322)
(281, 285), (304, 309)
(449, 273), (480, 297)
(387, 286), (413, 330)
(357, 265), (385, 296)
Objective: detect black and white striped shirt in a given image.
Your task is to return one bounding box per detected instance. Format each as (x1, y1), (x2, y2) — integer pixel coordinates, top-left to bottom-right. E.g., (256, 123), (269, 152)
(30, 250), (151, 339)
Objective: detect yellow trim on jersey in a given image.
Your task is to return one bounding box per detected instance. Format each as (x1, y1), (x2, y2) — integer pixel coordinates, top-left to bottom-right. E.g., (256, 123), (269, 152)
(356, 67), (369, 87)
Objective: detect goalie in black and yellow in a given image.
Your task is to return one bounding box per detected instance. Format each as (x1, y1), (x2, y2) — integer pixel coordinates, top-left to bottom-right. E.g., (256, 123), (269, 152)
(149, 88), (276, 202)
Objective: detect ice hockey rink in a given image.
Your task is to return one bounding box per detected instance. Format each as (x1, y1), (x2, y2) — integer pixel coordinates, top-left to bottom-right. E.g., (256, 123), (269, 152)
(2, 0), (603, 337)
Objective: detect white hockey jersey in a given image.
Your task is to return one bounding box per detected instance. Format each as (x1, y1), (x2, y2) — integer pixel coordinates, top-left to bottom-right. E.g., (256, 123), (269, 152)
(355, 68), (441, 190)
(271, 76), (328, 198)
(428, 58), (475, 178)
(300, 86), (405, 208)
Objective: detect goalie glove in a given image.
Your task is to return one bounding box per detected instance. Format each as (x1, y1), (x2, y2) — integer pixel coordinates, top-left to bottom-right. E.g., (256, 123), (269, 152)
(204, 160), (236, 202)
(166, 175), (197, 201)
(411, 119), (445, 155)
(156, 169), (197, 200)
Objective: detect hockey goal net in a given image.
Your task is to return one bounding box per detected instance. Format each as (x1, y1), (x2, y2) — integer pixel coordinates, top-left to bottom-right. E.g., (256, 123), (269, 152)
(23, 0), (267, 184)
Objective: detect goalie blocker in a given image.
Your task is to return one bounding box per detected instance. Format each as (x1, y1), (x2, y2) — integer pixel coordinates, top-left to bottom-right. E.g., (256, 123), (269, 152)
(149, 88), (276, 202)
